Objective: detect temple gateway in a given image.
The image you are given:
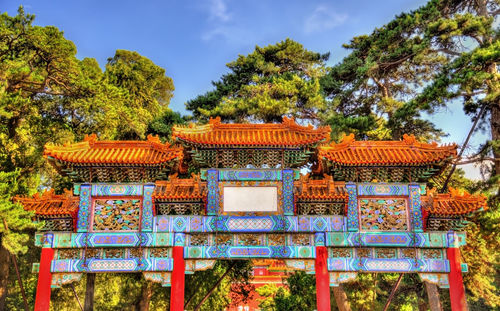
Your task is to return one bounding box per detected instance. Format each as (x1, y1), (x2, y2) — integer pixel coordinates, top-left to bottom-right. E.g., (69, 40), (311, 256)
(17, 117), (488, 311)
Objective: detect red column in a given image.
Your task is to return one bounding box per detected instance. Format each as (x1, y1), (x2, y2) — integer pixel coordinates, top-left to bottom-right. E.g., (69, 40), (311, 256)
(447, 247), (467, 311)
(315, 246), (331, 311)
(34, 248), (55, 311)
(170, 246), (185, 311)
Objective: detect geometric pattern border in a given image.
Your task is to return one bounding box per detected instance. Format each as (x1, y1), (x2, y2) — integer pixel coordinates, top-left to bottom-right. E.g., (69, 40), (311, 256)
(282, 169), (294, 215)
(326, 231), (466, 248)
(184, 246), (315, 259)
(206, 169), (219, 215)
(38, 231), (467, 249)
(91, 184), (143, 196)
(51, 258), (174, 273)
(142, 184), (154, 231)
(409, 184), (424, 232)
(205, 169), (298, 215)
(345, 183), (358, 232)
(76, 185), (91, 232)
(155, 215), (345, 233)
(357, 183), (410, 196)
(201, 169), (300, 181)
(327, 258), (450, 273)
(44, 232), (173, 248)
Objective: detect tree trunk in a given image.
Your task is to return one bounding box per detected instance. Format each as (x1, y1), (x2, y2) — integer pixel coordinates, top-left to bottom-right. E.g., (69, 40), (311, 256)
(425, 281), (443, 311)
(84, 273), (96, 311)
(491, 100), (500, 177)
(193, 262), (236, 311)
(135, 282), (153, 311)
(0, 245), (10, 311)
(332, 285), (351, 311)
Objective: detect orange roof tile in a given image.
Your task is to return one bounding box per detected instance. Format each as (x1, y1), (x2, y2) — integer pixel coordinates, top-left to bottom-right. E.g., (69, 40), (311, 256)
(295, 174), (347, 201)
(154, 174), (205, 201)
(422, 188), (488, 216)
(319, 134), (457, 166)
(172, 116), (331, 147)
(44, 134), (183, 165)
(15, 189), (79, 218)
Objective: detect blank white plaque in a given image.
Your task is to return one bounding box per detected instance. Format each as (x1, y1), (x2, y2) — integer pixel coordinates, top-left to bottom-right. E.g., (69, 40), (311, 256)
(223, 186), (278, 212)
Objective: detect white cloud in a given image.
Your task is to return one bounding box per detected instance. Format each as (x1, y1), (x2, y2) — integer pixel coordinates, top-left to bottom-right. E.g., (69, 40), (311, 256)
(208, 0), (231, 22)
(304, 5), (348, 34)
(201, 25), (249, 44)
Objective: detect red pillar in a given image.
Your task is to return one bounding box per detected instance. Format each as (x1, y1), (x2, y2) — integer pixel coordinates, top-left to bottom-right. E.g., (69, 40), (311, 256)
(315, 246), (331, 311)
(447, 247), (467, 311)
(34, 248), (55, 311)
(170, 246), (185, 311)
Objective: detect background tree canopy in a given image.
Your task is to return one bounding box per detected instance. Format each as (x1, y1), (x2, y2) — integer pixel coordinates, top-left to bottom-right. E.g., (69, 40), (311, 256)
(1, 1), (499, 310)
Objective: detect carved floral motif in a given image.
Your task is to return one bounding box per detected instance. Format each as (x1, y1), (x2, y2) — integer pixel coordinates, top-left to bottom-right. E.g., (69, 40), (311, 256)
(93, 199), (140, 231)
(359, 198), (408, 231)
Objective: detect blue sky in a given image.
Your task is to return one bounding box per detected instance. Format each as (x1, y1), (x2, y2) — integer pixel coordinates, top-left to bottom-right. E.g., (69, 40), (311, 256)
(2, 0), (489, 178)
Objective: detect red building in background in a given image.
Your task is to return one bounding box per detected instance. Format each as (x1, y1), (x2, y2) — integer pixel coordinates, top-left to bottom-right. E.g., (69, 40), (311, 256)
(227, 260), (292, 311)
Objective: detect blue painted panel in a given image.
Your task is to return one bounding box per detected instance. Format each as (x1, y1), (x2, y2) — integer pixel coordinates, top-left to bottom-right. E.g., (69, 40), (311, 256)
(327, 258), (450, 273)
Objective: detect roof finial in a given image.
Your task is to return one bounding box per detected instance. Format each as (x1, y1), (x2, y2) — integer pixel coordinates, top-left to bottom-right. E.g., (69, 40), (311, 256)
(147, 134), (161, 144)
(402, 134), (417, 145)
(209, 116), (221, 125)
(341, 133), (355, 144)
(84, 134), (98, 144)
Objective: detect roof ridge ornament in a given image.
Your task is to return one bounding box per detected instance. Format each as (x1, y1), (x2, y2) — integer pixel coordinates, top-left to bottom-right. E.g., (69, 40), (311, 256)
(209, 116), (221, 125)
(147, 134), (163, 145)
(84, 133), (98, 145)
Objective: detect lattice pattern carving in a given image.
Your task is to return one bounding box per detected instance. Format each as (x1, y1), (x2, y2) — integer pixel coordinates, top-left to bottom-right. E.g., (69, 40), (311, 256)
(426, 218), (468, 231)
(237, 234), (261, 246)
(93, 199), (141, 231)
(400, 248), (416, 259)
(149, 248), (171, 258)
(38, 217), (74, 231)
(268, 234), (285, 246)
(356, 248), (373, 258)
(330, 248), (351, 258)
(128, 248), (144, 258)
(157, 203), (204, 215)
(422, 249), (443, 259)
(191, 149), (312, 168)
(376, 248), (397, 259)
(58, 249), (80, 260)
(292, 234), (311, 246)
(85, 249), (102, 259)
(359, 198), (408, 231)
(215, 234), (233, 246)
(296, 202), (344, 215)
(190, 235), (210, 246)
(104, 249), (123, 259)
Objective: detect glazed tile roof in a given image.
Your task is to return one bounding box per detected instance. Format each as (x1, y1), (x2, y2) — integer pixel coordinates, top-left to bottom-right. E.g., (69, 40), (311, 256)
(44, 134), (183, 165)
(172, 116), (331, 147)
(319, 134), (457, 166)
(421, 188), (488, 216)
(153, 174), (205, 201)
(295, 174), (347, 201)
(15, 189), (79, 218)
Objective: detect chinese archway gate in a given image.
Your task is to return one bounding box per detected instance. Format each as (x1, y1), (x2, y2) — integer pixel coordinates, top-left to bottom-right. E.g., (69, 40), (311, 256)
(17, 117), (488, 311)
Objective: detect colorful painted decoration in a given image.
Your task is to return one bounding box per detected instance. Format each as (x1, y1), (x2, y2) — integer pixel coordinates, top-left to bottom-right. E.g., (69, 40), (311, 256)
(92, 199), (141, 231)
(359, 198), (408, 231)
(17, 121), (490, 311)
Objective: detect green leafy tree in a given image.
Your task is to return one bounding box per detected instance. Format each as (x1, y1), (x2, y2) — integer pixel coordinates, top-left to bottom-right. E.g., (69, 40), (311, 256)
(320, 0), (449, 141)
(0, 170), (39, 309)
(257, 272), (316, 311)
(184, 260), (254, 311)
(147, 108), (189, 141)
(187, 39), (329, 123)
(105, 50), (175, 139)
